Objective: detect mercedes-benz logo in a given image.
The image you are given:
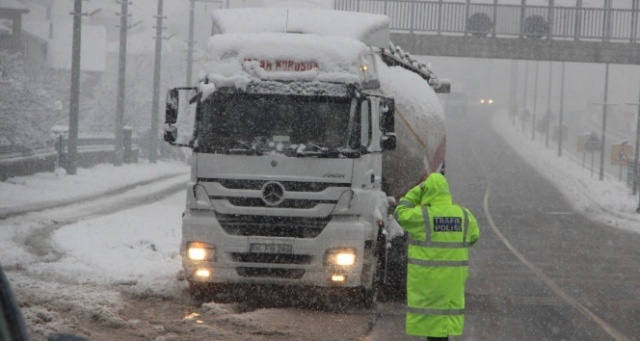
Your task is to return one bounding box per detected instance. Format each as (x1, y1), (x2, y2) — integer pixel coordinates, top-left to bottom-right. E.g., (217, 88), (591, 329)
(261, 181), (285, 206)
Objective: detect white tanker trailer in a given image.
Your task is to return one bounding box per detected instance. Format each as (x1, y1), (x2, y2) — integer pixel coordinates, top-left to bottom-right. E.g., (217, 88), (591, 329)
(164, 8), (448, 304)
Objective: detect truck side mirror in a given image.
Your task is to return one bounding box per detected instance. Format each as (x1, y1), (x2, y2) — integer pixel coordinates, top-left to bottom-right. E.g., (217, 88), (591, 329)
(380, 97), (396, 150)
(164, 125), (178, 143)
(164, 87), (197, 146)
(165, 88), (179, 125)
(380, 97), (395, 133)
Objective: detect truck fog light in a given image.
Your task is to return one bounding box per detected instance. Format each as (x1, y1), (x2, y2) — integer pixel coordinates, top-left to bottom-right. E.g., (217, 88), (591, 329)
(193, 184), (213, 209)
(187, 241), (216, 261)
(324, 248), (357, 266)
(195, 268), (211, 278)
(331, 190), (353, 213)
(331, 274), (347, 282)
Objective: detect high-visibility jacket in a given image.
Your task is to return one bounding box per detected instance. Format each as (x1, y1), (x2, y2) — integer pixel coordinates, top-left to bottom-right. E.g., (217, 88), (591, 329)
(394, 173), (480, 338)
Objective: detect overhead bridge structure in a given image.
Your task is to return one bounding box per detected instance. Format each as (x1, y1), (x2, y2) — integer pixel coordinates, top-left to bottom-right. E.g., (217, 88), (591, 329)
(335, 0), (640, 65)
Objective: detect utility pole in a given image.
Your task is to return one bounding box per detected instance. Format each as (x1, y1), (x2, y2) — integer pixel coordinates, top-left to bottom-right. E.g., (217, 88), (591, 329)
(186, 0), (225, 86)
(187, 0), (195, 86)
(114, 0), (130, 167)
(531, 60), (539, 141)
(67, 0), (82, 175)
(150, 0), (166, 163)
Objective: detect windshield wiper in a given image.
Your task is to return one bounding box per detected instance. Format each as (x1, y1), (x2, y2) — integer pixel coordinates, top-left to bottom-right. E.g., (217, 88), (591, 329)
(224, 140), (268, 155)
(288, 144), (358, 158)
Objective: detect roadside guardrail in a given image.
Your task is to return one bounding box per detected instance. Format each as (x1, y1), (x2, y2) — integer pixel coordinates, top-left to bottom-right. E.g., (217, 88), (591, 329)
(0, 135), (139, 181)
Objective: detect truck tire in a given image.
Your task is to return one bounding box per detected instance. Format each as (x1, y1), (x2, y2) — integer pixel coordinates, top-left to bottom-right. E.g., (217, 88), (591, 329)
(188, 282), (228, 303)
(188, 282), (210, 303)
(380, 234), (407, 301)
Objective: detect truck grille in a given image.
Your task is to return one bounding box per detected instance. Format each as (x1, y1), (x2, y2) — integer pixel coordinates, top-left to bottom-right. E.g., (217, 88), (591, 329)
(231, 253), (312, 264)
(201, 178), (349, 192)
(226, 197), (332, 209)
(217, 215), (329, 238)
(236, 267), (305, 279)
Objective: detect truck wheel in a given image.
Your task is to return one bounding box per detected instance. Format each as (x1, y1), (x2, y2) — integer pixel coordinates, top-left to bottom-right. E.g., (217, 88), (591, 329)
(360, 286), (378, 310)
(381, 234), (407, 301)
(190, 282), (229, 301)
(188, 282), (210, 303)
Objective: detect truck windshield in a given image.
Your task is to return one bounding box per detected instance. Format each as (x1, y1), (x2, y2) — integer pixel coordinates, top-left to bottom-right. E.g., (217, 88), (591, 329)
(194, 93), (358, 157)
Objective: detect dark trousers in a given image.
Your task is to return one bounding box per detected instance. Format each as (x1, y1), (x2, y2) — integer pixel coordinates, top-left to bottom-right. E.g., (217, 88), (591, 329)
(426, 338), (449, 341)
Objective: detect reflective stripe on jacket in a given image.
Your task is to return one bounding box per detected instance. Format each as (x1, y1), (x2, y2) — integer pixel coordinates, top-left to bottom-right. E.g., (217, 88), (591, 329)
(394, 173), (479, 338)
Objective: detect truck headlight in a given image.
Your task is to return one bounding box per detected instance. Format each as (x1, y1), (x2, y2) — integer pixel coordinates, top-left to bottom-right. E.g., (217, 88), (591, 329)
(324, 248), (357, 266)
(187, 241), (215, 261)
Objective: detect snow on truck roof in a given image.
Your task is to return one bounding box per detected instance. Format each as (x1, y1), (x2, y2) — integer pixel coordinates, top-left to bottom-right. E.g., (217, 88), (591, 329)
(202, 32), (371, 79)
(210, 8), (390, 48)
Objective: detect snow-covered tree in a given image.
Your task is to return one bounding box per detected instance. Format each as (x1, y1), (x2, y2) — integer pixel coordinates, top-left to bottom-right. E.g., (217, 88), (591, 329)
(0, 52), (61, 149)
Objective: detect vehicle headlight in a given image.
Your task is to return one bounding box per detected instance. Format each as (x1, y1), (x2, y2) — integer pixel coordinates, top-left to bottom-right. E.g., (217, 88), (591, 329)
(186, 241), (215, 261)
(324, 248), (357, 266)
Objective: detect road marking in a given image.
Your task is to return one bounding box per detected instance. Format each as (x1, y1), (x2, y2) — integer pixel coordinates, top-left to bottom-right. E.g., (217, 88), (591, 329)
(482, 185), (629, 341)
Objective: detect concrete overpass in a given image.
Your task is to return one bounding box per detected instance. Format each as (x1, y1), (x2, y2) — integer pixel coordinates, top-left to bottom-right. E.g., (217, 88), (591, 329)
(336, 0), (640, 65)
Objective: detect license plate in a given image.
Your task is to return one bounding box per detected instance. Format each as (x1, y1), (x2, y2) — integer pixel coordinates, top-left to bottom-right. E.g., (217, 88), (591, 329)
(250, 243), (292, 254)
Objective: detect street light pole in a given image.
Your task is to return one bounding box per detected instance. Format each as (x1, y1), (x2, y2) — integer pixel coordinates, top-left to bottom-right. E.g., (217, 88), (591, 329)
(558, 61), (565, 157)
(509, 60), (518, 126)
(531, 60), (539, 141)
(625, 102), (640, 212)
(634, 100), (640, 201)
(545, 61), (553, 148)
(522, 60), (529, 134)
(599, 63), (610, 181)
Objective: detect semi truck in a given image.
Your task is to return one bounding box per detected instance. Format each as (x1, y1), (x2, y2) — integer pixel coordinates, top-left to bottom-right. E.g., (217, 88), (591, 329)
(164, 8), (449, 304)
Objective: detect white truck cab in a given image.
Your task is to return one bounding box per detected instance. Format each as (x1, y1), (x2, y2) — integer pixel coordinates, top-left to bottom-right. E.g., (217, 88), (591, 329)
(164, 8), (447, 304)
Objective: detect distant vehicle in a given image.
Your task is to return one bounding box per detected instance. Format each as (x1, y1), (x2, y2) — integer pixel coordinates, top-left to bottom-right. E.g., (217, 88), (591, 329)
(478, 98), (494, 105)
(465, 95), (496, 115)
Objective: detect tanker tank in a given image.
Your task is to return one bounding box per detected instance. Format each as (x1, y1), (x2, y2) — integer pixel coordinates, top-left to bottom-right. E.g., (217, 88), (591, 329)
(377, 55), (446, 199)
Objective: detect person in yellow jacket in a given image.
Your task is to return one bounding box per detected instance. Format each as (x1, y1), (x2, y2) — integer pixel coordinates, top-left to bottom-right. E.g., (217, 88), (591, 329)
(394, 172), (480, 340)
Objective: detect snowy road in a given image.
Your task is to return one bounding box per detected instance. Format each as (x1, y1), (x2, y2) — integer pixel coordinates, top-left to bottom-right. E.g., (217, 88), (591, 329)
(4, 112), (640, 340)
(445, 110), (639, 340)
(1, 166), (376, 340)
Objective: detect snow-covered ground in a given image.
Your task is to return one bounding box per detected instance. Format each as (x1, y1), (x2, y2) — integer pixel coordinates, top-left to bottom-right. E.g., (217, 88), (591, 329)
(491, 110), (640, 233)
(0, 160), (191, 337)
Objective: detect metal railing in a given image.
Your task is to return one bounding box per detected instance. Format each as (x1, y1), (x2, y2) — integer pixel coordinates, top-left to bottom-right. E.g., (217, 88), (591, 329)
(335, 0), (640, 43)
(0, 136), (139, 181)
